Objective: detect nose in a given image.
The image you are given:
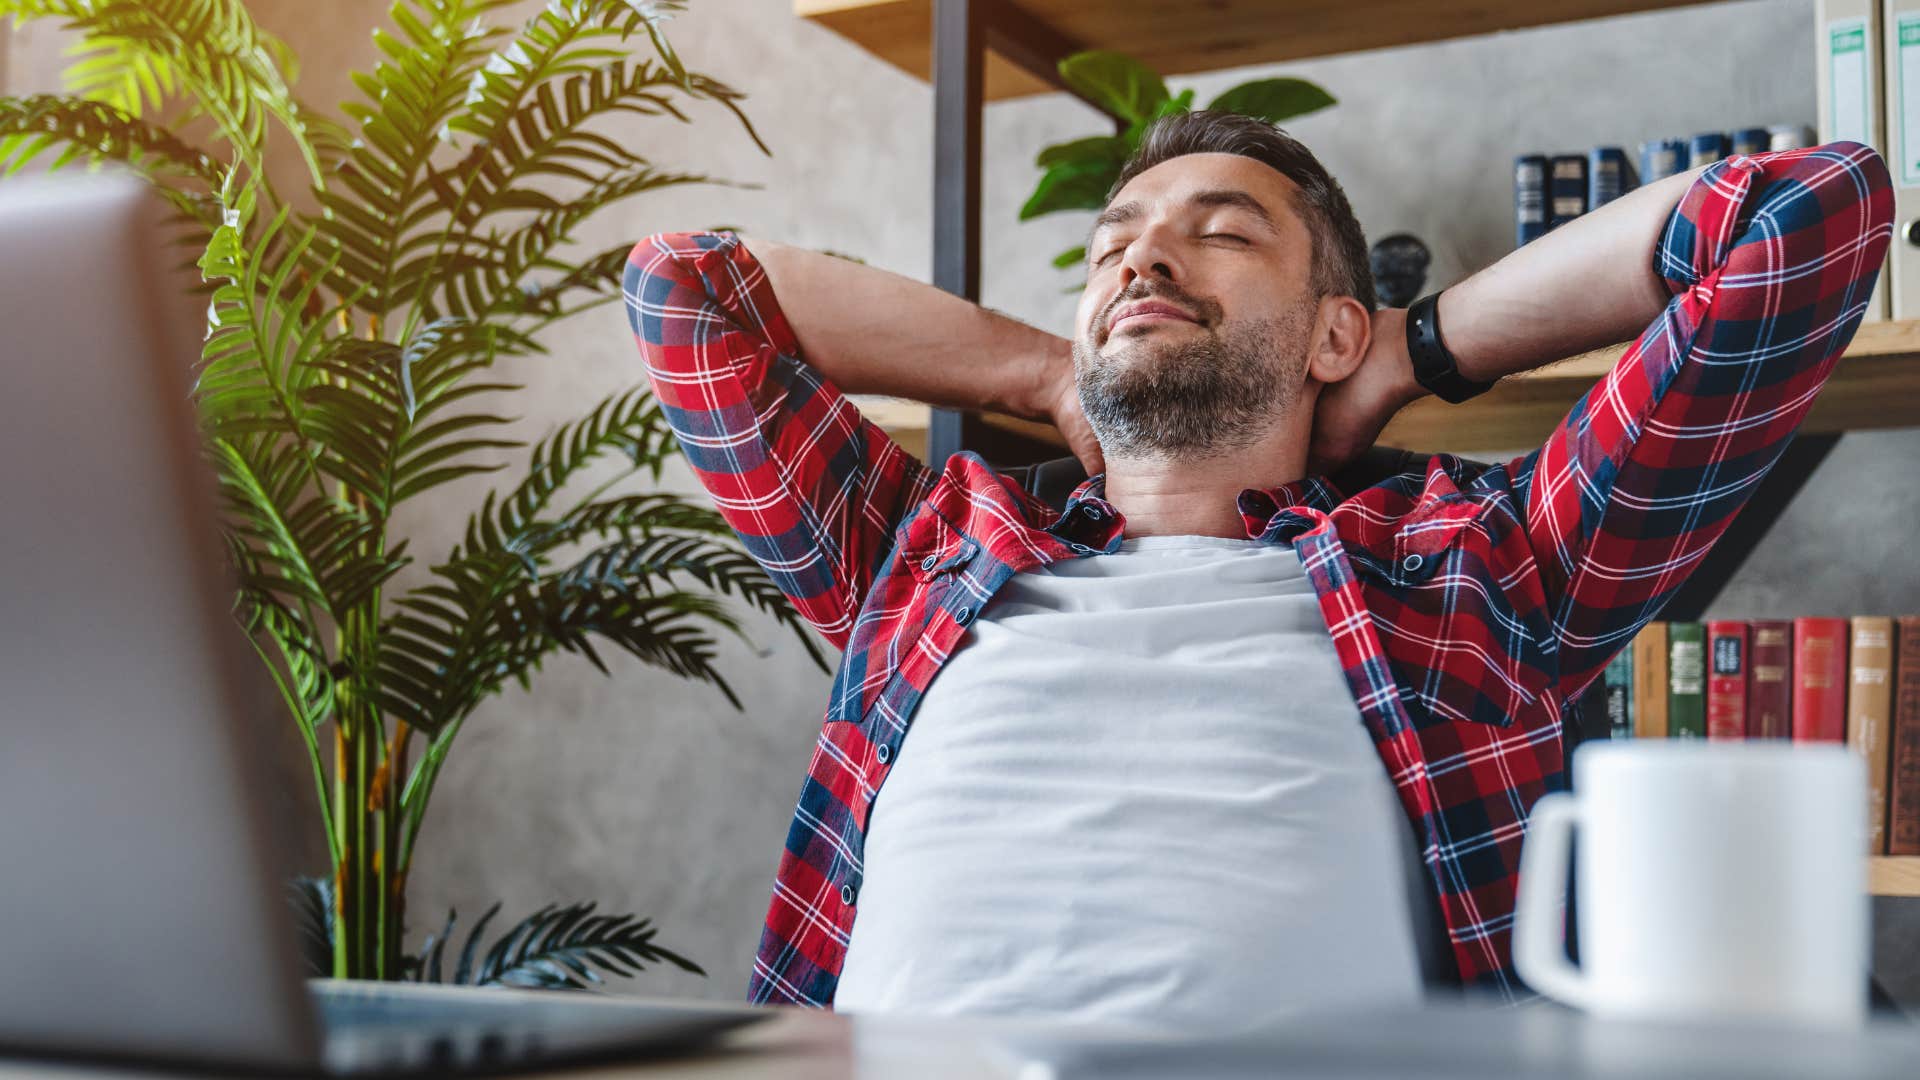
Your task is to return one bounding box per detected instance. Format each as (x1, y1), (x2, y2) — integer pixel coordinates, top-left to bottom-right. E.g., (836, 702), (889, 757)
(1118, 244), (1177, 293)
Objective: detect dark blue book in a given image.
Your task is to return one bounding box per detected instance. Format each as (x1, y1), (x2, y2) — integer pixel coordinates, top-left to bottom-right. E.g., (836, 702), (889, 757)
(1730, 127), (1769, 156)
(1603, 649), (1634, 740)
(1587, 146), (1638, 209)
(1514, 154), (1548, 247)
(1639, 138), (1686, 182)
(1688, 131), (1729, 168)
(1547, 154), (1588, 230)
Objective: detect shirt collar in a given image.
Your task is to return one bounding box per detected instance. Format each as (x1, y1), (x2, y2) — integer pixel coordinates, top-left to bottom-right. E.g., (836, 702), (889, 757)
(1046, 471), (1345, 546)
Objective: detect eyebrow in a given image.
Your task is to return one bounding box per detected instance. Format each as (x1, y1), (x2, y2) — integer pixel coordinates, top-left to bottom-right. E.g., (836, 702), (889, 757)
(1085, 188), (1284, 256)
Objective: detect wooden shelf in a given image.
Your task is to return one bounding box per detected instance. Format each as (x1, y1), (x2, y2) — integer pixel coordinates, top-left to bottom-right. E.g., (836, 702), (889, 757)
(857, 319), (1920, 460)
(796, 0), (1719, 103)
(1871, 856), (1920, 898)
(1383, 317), (1920, 453)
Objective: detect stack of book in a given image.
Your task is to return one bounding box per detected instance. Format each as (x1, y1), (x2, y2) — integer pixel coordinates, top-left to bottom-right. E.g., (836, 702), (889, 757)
(1578, 617), (1920, 855)
(1513, 125), (1815, 250)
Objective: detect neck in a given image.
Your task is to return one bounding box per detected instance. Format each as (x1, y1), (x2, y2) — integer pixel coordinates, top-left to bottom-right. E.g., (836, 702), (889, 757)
(1101, 420), (1309, 540)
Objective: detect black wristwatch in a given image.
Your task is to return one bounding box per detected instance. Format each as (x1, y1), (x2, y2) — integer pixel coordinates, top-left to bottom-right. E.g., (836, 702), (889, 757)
(1405, 290), (1496, 404)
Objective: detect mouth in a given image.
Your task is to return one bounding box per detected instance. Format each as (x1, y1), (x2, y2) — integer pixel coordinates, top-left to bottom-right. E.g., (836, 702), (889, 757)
(1108, 304), (1198, 337)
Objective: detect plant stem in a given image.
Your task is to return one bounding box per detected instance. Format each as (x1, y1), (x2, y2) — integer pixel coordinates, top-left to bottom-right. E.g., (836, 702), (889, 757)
(332, 721), (349, 979)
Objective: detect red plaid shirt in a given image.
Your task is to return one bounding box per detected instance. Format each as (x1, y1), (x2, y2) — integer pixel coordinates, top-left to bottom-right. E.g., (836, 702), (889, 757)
(623, 140), (1892, 1008)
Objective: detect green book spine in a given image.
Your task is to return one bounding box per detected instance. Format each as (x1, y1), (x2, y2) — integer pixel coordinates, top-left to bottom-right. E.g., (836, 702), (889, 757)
(1603, 648), (1634, 740)
(1668, 622), (1707, 739)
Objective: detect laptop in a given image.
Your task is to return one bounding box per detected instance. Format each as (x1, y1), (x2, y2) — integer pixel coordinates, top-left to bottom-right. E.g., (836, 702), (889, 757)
(0, 172), (769, 1074)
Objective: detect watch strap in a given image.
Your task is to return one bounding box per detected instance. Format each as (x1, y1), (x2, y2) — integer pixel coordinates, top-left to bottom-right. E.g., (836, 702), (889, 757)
(1405, 290), (1496, 404)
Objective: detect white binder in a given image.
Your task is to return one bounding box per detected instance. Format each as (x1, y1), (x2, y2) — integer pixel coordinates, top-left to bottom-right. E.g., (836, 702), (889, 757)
(1882, 0), (1920, 319)
(1821, 1), (1890, 320)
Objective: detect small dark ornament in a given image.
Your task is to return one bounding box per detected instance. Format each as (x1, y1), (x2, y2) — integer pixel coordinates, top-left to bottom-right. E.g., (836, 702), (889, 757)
(1369, 232), (1431, 309)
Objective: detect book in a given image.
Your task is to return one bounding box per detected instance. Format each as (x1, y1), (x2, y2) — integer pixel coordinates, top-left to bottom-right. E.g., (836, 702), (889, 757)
(1547, 154), (1588, 230)
(1688, 131), (1729, 168)
(1730, 127), (1771, 155)
(1793, 617), (1851, 742)
(1749, 619), (1794, 739)
(1668, 622), (1707, 739)
(1890, 616), (1920, 855)
(1633, 621), (1670, 738)
(1639, 138), (1686, 183)
(1602, 648), (1634, 740)
(1706, 620), (1749, 740)
(1587, 146), (1638, 210)
(1767, 123), (1816, 149)
(1849, 616), (1895, 853)
(1514, 154), (1547, 248)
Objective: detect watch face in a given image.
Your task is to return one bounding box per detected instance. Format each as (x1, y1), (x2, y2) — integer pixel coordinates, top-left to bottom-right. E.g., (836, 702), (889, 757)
(1369, 232), (1431, 308)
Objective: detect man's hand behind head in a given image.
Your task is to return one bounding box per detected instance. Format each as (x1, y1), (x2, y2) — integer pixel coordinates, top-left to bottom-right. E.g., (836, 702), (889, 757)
(1305, 306), (1427, 477)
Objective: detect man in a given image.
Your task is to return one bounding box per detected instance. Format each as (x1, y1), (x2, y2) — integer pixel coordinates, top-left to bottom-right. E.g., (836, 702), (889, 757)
(623, 111), (1892, 1027)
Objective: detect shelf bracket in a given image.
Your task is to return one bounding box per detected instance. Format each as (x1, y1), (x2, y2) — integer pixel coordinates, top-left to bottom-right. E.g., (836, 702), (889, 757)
(928, 0), (1125, 472)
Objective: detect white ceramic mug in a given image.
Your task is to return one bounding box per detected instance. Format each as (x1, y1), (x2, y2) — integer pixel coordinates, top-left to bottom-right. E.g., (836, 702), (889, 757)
(1513, 740), (1870, 1030)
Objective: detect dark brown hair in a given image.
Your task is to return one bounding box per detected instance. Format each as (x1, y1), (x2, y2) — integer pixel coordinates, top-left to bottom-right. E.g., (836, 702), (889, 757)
(1108, 109), (1374, 312)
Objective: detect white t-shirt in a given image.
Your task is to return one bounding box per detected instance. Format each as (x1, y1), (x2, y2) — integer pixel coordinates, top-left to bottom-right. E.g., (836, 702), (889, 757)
(832, 534), (1446, 1035)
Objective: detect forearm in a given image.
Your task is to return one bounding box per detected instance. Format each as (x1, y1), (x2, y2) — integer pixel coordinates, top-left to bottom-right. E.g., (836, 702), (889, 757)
(1437, 161), (1714, 382)
(741, 236), (1064, 419)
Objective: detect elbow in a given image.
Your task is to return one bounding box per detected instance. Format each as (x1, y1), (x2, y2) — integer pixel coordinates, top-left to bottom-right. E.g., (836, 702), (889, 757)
(1681, 141), (1895, 308)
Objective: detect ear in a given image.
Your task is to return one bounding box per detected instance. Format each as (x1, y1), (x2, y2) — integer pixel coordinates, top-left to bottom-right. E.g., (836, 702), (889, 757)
(1304, 294), (1371, 387)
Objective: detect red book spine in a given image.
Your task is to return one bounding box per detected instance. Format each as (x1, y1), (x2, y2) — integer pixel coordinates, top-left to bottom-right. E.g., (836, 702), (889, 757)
(1749, 619), (1793, 739)
(1706, 620), (1749, 740)
(1793, 617), (1850, 743)
(1890, 616), (1920, 856)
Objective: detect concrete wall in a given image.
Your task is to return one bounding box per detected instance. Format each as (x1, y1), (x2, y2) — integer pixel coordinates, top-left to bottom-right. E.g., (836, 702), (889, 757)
(9, 0), (1917, 1008)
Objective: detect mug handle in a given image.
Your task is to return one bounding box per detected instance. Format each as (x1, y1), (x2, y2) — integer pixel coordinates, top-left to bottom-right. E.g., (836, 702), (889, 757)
(1513, 791), (1593, 1009)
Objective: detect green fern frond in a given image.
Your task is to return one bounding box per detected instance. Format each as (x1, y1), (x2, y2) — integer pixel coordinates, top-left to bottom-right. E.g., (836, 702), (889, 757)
(317, 0), (511, 313)
(0, 93), (229, 230)
(554, 528), (831, 676)
(494, 240), (631, 318)
(195, 199), (336, 492)
(431, 157), (727, 321)
(462, 386), (670, 553)
(12, 0), (321, 183)
(410, 899), (702, 989)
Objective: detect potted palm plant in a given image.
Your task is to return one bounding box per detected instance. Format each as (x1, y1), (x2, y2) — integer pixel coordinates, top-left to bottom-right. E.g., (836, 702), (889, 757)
(0, 0), (832, 987)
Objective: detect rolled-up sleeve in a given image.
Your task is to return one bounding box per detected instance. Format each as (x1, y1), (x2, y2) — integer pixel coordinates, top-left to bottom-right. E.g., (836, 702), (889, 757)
(1507, 140), (1894, 703)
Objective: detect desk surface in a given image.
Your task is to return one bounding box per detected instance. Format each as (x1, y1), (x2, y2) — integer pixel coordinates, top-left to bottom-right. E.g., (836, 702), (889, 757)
(3, 995), (1917, 1079)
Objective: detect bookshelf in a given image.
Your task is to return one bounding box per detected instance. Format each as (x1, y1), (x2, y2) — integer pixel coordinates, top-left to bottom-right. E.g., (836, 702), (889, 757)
(800, 0), (1920, 902)
(1873, 857), (1920, 897)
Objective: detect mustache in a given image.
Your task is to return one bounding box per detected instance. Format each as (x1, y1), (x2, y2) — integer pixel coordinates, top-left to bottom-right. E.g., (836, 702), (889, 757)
(1100, 288), (1215, 338)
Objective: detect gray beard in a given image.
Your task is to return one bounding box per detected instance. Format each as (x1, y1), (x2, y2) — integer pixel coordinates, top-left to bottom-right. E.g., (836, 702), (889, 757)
(1071, 302), (1313, 462)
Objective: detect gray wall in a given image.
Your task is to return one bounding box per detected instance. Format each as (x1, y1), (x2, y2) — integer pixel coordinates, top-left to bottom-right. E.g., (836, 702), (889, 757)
(9, 0), (1917, 1008)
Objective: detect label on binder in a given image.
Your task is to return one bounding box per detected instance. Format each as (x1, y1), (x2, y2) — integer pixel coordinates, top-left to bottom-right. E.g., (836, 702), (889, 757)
(1901, 16), (1920, 184)
(1830, 17), (1871, 145)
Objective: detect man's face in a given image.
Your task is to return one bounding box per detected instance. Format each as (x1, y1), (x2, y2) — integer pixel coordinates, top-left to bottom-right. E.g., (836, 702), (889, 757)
(1071, 153), (1321, 461)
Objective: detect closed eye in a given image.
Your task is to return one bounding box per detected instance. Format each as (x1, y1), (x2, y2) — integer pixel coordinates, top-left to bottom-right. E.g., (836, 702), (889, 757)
(1092, 233), (1248, 266)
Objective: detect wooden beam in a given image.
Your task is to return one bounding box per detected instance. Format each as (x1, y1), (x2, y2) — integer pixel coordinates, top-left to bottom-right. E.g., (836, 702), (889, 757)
(797, 0), (1721, 103)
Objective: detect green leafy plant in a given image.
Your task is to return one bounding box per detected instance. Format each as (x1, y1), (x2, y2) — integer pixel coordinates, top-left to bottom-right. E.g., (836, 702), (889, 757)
(293, 877), (700, 989)
(1021, 50), (1336, 290)
(2, 0), (832, 984)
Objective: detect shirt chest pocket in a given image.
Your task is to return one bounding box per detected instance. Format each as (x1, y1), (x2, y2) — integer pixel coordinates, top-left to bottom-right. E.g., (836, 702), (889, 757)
(1381, 492), (1484, 586)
